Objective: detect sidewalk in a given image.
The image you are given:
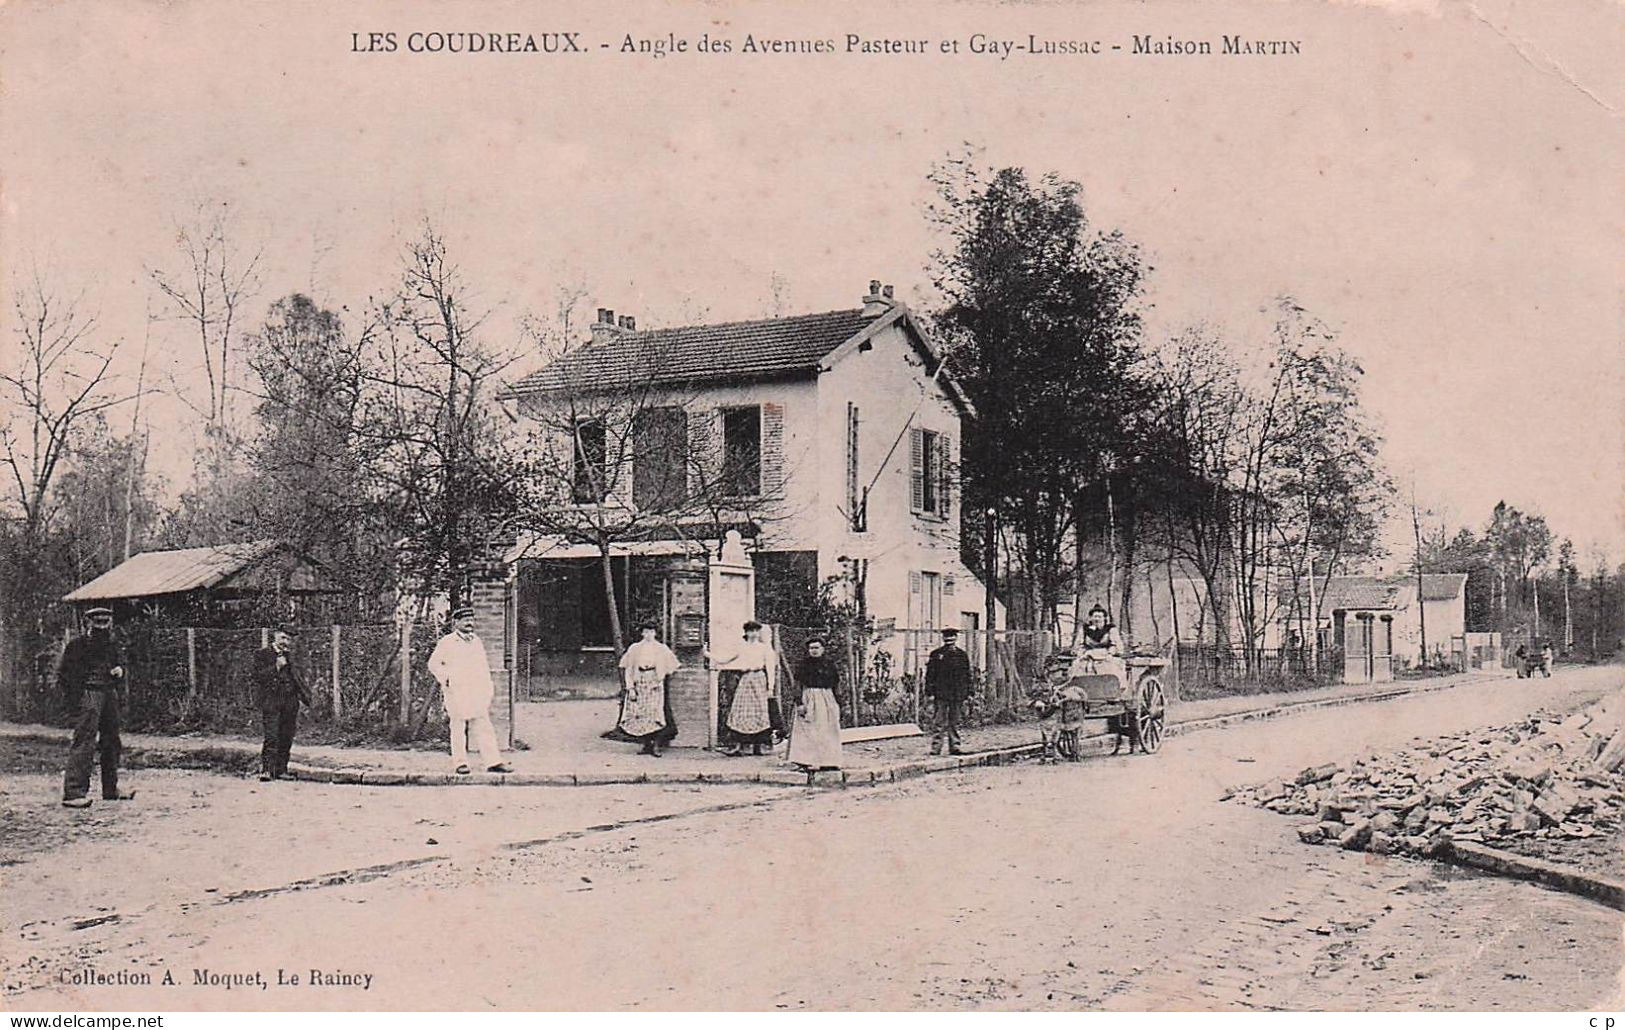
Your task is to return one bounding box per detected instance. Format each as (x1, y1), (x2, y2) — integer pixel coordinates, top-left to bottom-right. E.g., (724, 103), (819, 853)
(2, 667), (1512, 788)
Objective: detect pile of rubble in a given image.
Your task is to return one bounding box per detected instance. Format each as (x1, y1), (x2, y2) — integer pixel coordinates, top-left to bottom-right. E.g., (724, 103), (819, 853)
(1227, 695), (1625, 859)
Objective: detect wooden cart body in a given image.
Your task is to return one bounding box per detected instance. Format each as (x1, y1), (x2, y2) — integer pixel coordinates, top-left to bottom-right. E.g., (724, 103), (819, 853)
(1047, 651), (1170, 754)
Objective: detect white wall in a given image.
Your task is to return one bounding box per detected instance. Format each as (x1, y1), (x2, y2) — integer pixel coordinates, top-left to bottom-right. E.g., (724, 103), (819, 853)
(813, 319), (998, 631)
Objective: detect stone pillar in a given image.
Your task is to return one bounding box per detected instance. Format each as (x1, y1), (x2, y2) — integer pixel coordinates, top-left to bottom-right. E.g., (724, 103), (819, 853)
(665, 558), (710, 747)
(469, 576), (512, 744)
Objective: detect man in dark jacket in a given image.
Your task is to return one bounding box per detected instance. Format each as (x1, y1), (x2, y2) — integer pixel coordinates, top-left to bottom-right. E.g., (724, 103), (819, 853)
(252, 627), (311, 781)
(60, 607), (132, 808)
(924, 626), (972, 756)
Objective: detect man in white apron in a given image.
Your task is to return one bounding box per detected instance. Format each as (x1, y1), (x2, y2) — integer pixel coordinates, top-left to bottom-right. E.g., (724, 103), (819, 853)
(428, 606), (513, 775)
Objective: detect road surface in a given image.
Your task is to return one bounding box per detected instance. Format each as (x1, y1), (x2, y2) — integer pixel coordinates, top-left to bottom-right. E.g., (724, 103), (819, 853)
(5, 665), (1622, 1010)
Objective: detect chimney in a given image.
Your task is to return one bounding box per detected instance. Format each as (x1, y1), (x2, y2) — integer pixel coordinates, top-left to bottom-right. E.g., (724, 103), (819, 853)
(589, 307), (620, 347)
(618, 314), (637, 331)
(864, 279), (890, 315)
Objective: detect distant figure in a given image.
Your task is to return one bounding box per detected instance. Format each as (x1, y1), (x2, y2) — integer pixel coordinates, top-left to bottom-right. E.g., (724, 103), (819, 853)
(60, 607), (133, 808)
(924, 627), (972, 756)
(787, 636), (844, 775)
(711, 620), (779, 757)
(252, 626), (311, 781)
(616, 620), (681, 757)
(428, 606), (513, 775)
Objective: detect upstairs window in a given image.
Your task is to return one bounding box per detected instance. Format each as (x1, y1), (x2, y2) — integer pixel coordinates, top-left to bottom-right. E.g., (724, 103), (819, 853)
(720, 406), (761, 498)
(571, 419), (607, 504)
(633, 407), (688, 511)
(910, 428), (951, 518)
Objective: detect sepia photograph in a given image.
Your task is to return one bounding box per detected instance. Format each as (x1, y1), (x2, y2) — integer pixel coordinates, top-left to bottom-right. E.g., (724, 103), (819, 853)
(2, 0), (1623, 1018)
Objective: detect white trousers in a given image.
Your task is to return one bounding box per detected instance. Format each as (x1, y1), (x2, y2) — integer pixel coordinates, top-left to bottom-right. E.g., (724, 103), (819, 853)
(450, 713), (502, 770)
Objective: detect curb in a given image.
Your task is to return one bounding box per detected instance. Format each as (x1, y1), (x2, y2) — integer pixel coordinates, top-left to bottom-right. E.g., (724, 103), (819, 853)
(3, 673), (1498, 792)
(1445, 841), (1625, 912)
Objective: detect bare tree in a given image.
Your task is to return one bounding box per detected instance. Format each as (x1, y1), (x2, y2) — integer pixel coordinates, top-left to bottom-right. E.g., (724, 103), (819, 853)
(358, 220), (522, 607)
(1, 271), (126, 537)
(149, 199), (263, 428)
(0, 270), (127, 708)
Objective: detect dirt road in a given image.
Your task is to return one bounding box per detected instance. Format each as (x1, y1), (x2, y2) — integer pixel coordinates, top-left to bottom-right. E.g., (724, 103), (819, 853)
(6, 666), (1622, 1011)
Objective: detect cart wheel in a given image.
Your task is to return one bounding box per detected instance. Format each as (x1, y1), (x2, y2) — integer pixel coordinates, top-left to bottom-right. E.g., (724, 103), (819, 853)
(1137, 676), (1167, 754)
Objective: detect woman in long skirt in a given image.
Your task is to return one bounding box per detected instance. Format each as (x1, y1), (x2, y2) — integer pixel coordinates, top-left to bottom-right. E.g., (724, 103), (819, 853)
(787, 636), (843, 773)
(711, 621), (779, 757)
(616, 621), (681, 757)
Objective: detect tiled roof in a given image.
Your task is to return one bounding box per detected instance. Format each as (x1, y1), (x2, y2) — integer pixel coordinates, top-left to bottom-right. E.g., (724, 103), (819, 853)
(1420, 573), (1468, 601)
(508, 308), (877, 396)
(62, 541), (281, 602)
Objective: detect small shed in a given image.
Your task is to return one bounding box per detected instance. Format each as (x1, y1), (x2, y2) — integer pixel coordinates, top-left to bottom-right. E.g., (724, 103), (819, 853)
(62, 540), (346, 626)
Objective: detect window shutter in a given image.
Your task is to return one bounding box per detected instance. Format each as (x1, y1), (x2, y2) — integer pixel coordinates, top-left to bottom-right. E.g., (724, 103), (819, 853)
(689, 408), (720, 495)
(909, 571), (922, 594)
(937, 433), (953, 519)
(761, 403), (784, 497)
(909, 429), (924, 512)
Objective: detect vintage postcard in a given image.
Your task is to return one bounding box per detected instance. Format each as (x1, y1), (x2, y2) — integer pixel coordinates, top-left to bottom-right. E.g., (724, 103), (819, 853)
(2, 0), (1622, 1018)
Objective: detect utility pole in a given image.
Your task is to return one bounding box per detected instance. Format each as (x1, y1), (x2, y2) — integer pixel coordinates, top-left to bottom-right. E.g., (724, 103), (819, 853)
(1411, 484), (1428, 667)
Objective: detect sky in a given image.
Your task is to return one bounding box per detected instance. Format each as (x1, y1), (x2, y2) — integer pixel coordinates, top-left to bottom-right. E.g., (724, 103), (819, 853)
(3, 0), (1622, 565)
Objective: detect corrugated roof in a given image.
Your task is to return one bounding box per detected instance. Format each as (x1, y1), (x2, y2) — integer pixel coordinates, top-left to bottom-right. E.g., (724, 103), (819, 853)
(508, 308), (876, 397)
(62, 540), (281, 602)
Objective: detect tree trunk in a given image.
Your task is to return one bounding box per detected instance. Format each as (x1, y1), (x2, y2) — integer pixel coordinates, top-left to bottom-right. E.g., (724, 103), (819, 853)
(598, 543), (625, 653)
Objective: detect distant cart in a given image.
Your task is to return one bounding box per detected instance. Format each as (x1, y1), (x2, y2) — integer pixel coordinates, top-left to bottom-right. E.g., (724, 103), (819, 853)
(1047, 651), (1170, 756)
(1514, 639), (1553, 679)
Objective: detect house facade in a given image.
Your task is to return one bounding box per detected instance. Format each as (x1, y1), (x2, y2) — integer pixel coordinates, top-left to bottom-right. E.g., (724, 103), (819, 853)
(1282, 573), (1470, 668)
(491, 281), (999, 710)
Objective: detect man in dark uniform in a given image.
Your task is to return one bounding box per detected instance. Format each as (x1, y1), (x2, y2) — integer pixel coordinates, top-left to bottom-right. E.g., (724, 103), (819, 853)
(924, 626), (972, 756)
(60, 606), (133, 808)
(252, 626), (311, 781)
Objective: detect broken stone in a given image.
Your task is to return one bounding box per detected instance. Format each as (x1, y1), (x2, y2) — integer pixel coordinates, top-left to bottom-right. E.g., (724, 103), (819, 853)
(1296, 762), (1341, 786)
(1319, 820), (1348, 839)
(1370, 832), (1394, 855)
(1317, 804), (1346, 823)
(1296, 824), (1325, 844)
(1339, 819), (1374, 851)
(1531, 785), (1580, 826)
(1370, 811), (1399, 834)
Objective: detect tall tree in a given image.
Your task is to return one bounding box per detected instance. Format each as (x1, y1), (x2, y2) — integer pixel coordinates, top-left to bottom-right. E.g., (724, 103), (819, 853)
(360, 221), (521, 607)
(929, 161), (1147, 630)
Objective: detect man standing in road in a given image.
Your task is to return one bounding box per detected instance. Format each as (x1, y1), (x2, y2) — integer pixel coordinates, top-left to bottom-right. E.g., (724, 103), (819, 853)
(60, 606), (134, 808)
(252, 626), (312, 781)
(428, 606), (513, 775)
(924, 626), (972, 756)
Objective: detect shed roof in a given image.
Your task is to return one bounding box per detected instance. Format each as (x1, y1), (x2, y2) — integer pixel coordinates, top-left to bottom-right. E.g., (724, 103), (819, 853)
(62, 540), (282, 602)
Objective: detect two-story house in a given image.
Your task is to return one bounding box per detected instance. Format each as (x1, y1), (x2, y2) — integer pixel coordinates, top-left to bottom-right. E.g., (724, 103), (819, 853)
(494, 281), (999, 703)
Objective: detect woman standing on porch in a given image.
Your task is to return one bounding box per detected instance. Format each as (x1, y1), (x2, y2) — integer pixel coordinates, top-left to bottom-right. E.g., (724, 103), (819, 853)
(787, 636), (843, 773)
(712, 621), (779, 757)
(617, 620), (681, 757)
